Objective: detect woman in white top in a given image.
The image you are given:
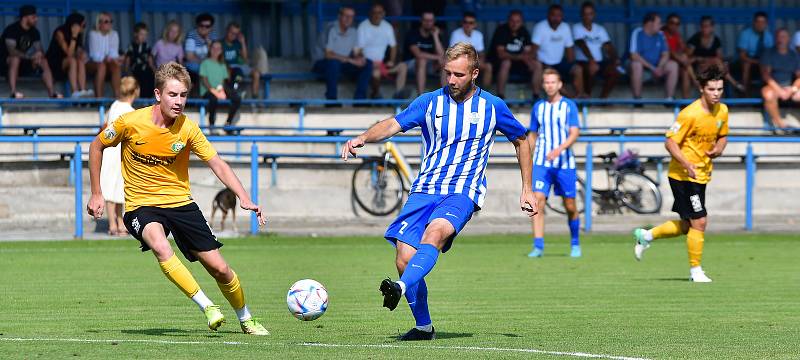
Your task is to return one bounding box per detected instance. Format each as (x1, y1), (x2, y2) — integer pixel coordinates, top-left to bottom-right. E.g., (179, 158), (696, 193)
(101, 76), (138, 236)
(87, 12), (122, 98)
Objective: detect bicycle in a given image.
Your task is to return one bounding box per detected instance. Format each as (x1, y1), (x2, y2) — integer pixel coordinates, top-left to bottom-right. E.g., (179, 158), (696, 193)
(351, 141), (413, 216)
(546, 150), (663, 215)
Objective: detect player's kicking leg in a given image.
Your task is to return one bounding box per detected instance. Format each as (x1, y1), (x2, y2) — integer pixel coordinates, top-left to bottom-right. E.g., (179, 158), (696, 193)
(389, 241), (435, 341)
(137, 222), (226, 331)
(194, 250), (270, 335)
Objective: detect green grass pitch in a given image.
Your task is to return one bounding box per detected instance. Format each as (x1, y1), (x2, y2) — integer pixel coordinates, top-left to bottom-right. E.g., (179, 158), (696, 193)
(1, 233), (798, 359)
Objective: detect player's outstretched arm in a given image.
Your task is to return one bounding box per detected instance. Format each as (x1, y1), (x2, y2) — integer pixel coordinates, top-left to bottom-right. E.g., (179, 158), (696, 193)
(341, 117), (403, 161)
(511, 135), (538, 217)
(87, 137), (108, 219)
(206, 155), (266, 226)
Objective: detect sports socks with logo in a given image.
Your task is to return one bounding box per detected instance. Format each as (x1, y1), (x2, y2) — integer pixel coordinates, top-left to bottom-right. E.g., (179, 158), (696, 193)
(568, 218), (580, 246)
(158, 254), (214, 311)
(398, 244), (439, 330)
(217, 271), (253, 322)
(686, 228), (705, 267)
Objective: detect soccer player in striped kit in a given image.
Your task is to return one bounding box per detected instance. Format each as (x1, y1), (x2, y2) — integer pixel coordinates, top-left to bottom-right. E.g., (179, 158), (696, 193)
(527, 68), (581, 258)
(342, 42), (538, 340)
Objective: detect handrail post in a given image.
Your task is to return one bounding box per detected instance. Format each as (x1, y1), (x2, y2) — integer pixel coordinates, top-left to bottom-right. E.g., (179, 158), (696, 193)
(581, 104), (588, 128)
(584, 142), (593, 232)
(250, 141), (260, 235)
(745, 143), (755, 231)
(200, 105), (207, 134)
(271, 160), (278, 186)
(74, 142), (83, 239)
(32, 129), (39, 161)
(298, 105), (305, 132)
(0, 104), (4, 129)
(98, 104), (105, 126)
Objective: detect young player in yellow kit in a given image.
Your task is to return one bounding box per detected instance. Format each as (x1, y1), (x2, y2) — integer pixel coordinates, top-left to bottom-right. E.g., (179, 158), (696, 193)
(86, 62), (269, 333)
(632, 65), (728, 282)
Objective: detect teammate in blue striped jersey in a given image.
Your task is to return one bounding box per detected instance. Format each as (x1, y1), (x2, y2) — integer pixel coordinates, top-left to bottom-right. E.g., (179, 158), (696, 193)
(342, 42), (537, 341)
(527, 68), (582, 258)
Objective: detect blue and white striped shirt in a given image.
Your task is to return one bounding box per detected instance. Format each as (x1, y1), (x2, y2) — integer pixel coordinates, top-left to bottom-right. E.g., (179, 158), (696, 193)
(529, 97), (580, 169)
(395, 87), (527, 207)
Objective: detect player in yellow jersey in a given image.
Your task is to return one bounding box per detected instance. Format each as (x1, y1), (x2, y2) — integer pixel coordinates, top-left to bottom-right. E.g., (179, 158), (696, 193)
(632, 64), (729, 283)
(86, 62), (270, 334)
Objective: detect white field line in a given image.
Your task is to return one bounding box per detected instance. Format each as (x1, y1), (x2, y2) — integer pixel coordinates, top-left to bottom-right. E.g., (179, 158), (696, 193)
(0, 337), (652, 359)
(0, 337), (246, 345)
(300, 342), (652, 360)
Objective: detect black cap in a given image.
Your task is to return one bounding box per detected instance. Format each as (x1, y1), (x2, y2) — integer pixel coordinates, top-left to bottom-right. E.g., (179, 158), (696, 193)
(19, 5), (36, 18)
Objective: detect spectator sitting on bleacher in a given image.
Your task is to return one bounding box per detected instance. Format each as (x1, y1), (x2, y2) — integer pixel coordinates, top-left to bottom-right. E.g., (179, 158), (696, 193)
(357, 3), (408, 99)
(662, 13), (694, 98)
(87, 12), (122, 98)
(152, 20), (184, 68)
(312, 6), (372, 103)
(1, 5), (61, 99)
(760, 29), (800, 129)
(629, 12), (678, 100)
(532, 4), (580, 98)
(404, 11), (445, 96)
(449, 11), (492, 88)
(686, 16), (745, 93)
(737, 12), (772, 94)
(46, 13), (92, 98)
(223, 22), (260, 99)
(488, 9), (536, 99)
(124, 22), (155, 97)
(572, 1), (620, 98)
(200, 40), (241, 135)
(185, 13), (218, 76)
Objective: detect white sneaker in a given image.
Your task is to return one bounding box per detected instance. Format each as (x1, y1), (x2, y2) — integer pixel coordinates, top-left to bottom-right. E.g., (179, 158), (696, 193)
(633, 228), (650, 261)
(70, 90), (85, 98)
(689, 267), (712, 283)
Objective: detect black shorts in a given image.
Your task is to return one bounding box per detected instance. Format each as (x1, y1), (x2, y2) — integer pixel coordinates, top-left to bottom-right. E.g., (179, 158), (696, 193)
(123, 202), (222, 262)
(669, 178), (707, 220)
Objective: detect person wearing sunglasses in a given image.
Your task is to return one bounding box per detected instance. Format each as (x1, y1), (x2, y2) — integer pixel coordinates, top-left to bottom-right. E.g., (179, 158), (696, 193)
(87, 12), (122, 97)
(449, 12), (492, 88)
(185, 13), (218, 76)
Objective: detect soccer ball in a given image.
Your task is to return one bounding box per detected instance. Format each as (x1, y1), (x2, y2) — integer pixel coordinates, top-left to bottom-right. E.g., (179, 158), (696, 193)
(287, 279), (328, 321)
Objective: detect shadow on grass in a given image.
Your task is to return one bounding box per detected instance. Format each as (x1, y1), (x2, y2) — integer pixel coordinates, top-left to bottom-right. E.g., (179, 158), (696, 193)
(114, 328), (233, 337)
(387, 332), (473, 341)
(654, 277), (690, 282)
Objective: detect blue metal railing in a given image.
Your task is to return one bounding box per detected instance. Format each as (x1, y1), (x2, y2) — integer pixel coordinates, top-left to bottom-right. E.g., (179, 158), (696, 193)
(1, 134), (797, 238)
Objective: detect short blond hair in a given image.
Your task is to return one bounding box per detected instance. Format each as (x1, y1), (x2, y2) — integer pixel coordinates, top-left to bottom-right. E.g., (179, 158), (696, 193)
(543, 68), (561, 80)
(155, 62), (192, 92)
(445, 42), (480, 72)
(119, 76), (139, 99)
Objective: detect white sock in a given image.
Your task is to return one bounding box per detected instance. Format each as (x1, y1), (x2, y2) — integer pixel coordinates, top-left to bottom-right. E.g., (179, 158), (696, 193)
(415, 324), (433, 332)
(643, 230), (654, 241)
(235, 305), (253, 322)
(690, 266), (703, 273)
(397, 280), (407, 296)
(191, 290), (214, 311)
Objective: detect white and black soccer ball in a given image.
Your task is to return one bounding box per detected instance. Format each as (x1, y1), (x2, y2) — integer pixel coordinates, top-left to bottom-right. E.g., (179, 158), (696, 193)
(287, 279), (328, 321)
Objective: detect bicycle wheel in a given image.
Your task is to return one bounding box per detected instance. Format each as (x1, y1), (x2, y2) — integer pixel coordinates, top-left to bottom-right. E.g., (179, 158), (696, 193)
(616, 171), (662, 214)
(352, 159), (405, 216)
(545, 177), (586, 215)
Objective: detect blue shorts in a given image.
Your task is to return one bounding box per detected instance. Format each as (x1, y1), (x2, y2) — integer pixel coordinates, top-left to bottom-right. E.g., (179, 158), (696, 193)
(384, 193), (478, 253)
(533, 166), (577, 198)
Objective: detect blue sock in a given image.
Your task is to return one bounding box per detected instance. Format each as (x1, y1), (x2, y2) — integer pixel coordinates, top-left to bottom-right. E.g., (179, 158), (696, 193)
(534, 237), (544, 250)
(404, 278), (431, 327)
(399, 244), (439, 289)
(569, 218), (580, 246)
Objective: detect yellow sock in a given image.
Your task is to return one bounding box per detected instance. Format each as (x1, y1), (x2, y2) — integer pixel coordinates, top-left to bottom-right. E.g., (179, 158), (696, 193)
(217, 271), (245, 310)
(159, 254), (200, 298)
(651, 220), (685, 239)
(687, 228), (705, 267)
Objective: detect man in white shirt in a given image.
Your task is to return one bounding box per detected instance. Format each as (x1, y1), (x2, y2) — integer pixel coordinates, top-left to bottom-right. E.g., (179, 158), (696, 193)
(357, 3), (408, 99)
(449, 11), (492, 87)
(532, 4), (581, 97)
(572, 1), (621, 98)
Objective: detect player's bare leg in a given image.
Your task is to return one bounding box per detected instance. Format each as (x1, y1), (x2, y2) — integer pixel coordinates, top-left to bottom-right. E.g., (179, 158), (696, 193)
(528, 192), (547, 257)
(564, 197), (581, 257)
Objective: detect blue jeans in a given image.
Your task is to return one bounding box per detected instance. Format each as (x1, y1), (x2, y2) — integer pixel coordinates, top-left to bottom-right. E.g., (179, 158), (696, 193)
(313, 59), (372, 100)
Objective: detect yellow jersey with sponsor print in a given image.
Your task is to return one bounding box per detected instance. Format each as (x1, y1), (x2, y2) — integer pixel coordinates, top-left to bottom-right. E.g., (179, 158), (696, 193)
(99, 105), (217, 211)
(666, 99), (729, 184)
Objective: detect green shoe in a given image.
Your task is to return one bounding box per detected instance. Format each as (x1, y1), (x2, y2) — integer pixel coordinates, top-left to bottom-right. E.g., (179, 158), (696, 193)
(240, 318), (270, 335)
(204, 305), (225, 331)
(633, 228), (651, 261)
